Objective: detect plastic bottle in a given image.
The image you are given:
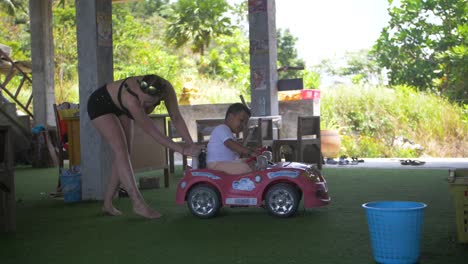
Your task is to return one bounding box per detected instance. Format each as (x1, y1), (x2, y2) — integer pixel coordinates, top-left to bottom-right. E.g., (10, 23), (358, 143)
(192, 150), (207, 169)
(199, 149), (207, 169)
(448, 169), (455, 183)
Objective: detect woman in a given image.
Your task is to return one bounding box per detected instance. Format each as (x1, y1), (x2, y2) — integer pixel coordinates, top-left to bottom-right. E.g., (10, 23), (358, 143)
(87, 74), (201, 219)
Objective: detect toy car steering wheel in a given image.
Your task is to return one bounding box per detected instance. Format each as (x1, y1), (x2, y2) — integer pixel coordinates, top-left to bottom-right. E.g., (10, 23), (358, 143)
(245, 146), (268, 163)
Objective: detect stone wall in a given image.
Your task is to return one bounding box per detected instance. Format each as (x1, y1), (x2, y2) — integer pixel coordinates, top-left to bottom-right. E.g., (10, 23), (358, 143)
(178, 99), (319, 140)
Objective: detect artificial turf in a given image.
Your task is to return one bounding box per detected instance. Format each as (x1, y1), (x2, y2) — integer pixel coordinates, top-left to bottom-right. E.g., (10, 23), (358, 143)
(1, 166), (467, 264)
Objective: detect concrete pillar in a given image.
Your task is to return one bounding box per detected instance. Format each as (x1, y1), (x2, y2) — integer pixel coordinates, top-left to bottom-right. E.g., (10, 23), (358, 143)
(248, 0), (278, 116)
(29, 0), (55, 126)
(75, 0), (114, 200)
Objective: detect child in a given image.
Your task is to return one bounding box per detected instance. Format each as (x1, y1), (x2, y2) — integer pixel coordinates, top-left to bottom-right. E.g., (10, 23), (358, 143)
(206, 103), (257, 174)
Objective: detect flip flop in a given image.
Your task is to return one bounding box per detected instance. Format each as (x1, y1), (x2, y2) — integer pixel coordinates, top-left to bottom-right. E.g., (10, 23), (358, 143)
(338, 156), (350, 165)
(48, 191), (63, 198)
(410, 160), (425, 166)
(352, 156), (365, 163)
(400, 159), (411, 165)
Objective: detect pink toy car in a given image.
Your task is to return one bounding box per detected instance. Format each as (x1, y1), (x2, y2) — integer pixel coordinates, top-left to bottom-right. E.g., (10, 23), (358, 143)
(176, 157), (330, 218)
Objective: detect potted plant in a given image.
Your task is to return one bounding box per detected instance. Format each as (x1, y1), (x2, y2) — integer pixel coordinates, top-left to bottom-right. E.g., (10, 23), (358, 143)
(320, 118), (341, 159)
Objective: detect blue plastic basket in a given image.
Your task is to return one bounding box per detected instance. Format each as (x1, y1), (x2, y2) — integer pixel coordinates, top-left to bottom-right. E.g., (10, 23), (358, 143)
(362, 201), (427, 264)
(61, 173), (82, 203)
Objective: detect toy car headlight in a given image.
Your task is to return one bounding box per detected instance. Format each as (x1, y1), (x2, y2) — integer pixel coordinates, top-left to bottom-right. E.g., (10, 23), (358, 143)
(304, 166), (321, 182)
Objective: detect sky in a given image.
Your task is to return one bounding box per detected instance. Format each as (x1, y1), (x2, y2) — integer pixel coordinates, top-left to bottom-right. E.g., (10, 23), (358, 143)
(275, 0), (392, 66)
(233, 0), (393, 67)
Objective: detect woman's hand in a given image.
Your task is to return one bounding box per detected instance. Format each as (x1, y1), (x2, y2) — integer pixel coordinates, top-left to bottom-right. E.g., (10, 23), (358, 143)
(182, 143), (204, 157)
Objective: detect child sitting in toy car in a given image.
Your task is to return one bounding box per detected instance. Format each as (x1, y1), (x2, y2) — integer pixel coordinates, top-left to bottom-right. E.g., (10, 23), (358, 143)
(206, 103), (258, 174)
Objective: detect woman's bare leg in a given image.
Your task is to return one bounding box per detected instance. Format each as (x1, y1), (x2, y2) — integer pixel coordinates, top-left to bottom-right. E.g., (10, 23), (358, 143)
(101, 115), (133, 213)
(92, 114), (160, 219)
(101, 164), (122, 216)
(117, 115), (161, 218)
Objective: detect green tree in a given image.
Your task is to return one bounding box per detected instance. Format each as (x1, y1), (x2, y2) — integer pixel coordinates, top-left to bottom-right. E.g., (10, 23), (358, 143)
(0, 0), (29, 59)
(0, 0), (16, 15)
(277, 28), (305, 79)
(114, 0), (170, 18)
(337, 50), (384, 85)
(0, 0), (27, 20)
(302, 69), (320, 89)
(372, 0), (467, 103)
(201, 29), (250, 90)
(164, 0), (232, 56)
(112, 5), (182, 86)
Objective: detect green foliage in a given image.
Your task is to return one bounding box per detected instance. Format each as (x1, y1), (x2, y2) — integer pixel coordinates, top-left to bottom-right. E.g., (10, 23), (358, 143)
(0, 0), (16, 16)
(0, 0), (28, 22)
(313, 49), (385, 86)
(185, 76), (246, 104)
(277, 28), (305, 79)
(302, 69), (321, 89)
(0, 1), (30, 60)
(112, 8), (179, 79)
(53, 3), (78, 103)
(116, 0), (170, 17)
(373, 0), (467, 103)
(200, 29), (250, 94)
(165, 0), (232, 56)
(434, 40), (468, 104)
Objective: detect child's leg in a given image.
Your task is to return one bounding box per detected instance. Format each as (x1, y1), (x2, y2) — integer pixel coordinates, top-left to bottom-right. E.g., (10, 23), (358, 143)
(207, 160), (252, 174)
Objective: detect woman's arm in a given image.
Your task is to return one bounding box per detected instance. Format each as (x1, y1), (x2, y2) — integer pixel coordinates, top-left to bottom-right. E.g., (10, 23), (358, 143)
(125, 94), (186, 154)
(164, 84), (194, 144)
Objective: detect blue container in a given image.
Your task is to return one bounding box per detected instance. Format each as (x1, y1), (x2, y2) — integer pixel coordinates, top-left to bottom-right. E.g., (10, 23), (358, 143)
(61, 173), (82, 202)
(362, 201), (427, 264)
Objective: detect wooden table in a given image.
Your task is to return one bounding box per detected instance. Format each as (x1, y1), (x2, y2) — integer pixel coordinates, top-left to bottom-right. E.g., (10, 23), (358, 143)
(63, 114), (171, 187)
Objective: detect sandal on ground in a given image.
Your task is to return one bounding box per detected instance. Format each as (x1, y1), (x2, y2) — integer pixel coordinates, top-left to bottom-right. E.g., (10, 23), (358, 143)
(410, 160), (425, 166)
(48, 191), (63, 198)
(400, 159), (425, 166)
(338, 156), (350, 165)
(352, 156), (364, 163)
(400, 159), (412, 165)
(326, 158), (338, 165)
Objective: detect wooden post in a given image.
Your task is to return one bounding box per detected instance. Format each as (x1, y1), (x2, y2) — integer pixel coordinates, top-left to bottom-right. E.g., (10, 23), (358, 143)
(0, 126), (15, 232)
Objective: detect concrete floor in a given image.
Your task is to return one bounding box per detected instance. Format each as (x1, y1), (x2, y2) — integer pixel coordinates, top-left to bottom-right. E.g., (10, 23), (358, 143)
(174, 153), (467, 170)
(322, 157), (468, 170)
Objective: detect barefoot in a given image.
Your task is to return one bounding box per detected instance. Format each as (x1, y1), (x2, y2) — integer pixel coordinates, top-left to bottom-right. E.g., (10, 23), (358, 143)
(133, 205), (162, 219)
(102, 205), (122, 216)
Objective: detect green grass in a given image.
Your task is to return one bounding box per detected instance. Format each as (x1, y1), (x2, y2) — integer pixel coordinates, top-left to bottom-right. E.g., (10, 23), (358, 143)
(1, 166), (467, 264)
(321, 85), (468, 158)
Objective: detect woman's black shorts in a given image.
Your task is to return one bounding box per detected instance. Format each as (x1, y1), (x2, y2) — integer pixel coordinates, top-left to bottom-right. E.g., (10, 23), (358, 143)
(87, 85), (127, 120)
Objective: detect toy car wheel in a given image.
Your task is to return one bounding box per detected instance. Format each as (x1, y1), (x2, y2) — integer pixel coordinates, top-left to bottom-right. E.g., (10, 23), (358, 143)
(187, 184), (220, 218)
(265, 183), (299, 218)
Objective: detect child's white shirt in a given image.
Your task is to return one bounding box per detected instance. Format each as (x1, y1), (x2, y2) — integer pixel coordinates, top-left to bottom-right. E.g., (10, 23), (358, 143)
(207, 124), (239, 163)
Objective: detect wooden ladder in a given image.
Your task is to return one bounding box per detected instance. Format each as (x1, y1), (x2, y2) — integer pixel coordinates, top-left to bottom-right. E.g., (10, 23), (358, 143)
(0, 48), (33, 119)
